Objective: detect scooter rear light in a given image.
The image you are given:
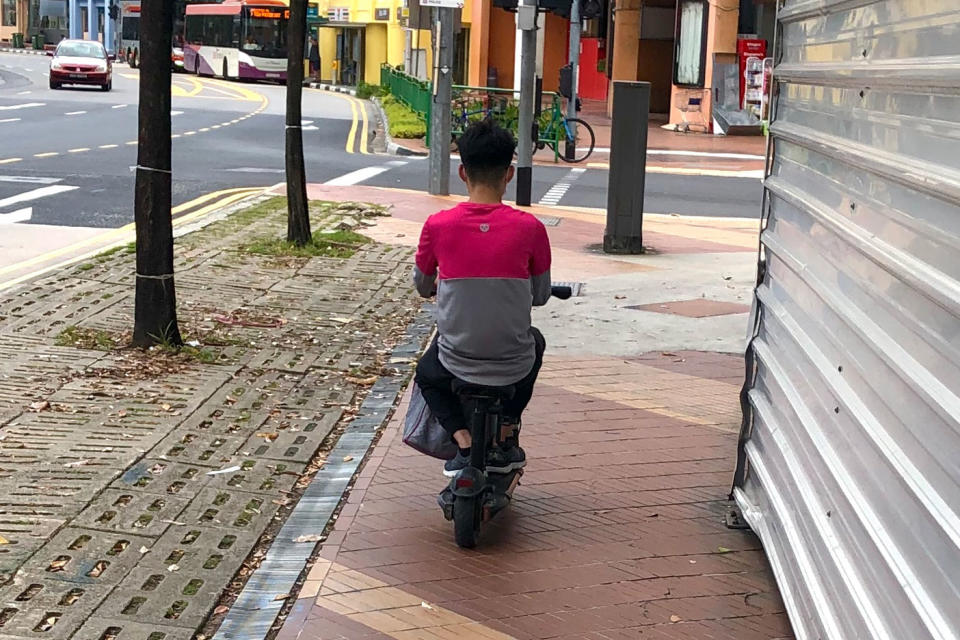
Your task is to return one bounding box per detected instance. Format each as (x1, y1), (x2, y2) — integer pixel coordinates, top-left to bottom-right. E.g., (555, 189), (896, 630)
(455, 477), (474, 489)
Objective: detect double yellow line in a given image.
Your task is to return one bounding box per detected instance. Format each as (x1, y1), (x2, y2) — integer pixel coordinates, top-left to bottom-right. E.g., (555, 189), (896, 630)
(307, 87), (370, 155)
(0, 186), (264, 291)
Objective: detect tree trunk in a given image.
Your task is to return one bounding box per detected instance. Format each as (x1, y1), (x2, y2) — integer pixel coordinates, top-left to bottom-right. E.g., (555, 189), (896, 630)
(285, 0), (311, 246)
(132, 0), (181, 347)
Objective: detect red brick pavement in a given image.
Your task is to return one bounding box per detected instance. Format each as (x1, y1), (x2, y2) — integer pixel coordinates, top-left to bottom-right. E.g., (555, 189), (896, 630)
(277, 352), (793, 640)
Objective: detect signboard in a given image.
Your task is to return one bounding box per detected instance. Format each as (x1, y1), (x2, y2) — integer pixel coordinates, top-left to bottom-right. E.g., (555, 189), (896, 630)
(419, 0), (464, 8)
(250, 7), (289, 19)
(327, 7), (349, 21)
(306, 5), (318, 18)
(375, 7), (389, 20)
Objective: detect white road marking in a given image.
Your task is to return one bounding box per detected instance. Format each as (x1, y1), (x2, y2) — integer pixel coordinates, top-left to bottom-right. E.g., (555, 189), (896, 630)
(99, 144), (118, 149)
(538, 167), (586, 206)
(324, 163), (405, 186)
(16, 90), (31, 95)
(226, 167), (285, 174)
(0, 184), (79, 208)
(0, 207), (33, 224)
(0, 102), (44, 111)
(112, 104), (128, 109)
(0, 176), (61, 184)
(171, 110), (183, 116)
(0, 118), (21, 123)
(65, 110), (87, 115)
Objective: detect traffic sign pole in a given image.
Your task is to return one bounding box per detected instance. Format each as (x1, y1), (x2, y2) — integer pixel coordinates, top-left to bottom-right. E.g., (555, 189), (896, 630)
(426, 2), (457, 195)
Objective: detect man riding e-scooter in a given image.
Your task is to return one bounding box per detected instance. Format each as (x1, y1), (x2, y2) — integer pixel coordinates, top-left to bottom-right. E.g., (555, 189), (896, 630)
(412, 119), (553, 477)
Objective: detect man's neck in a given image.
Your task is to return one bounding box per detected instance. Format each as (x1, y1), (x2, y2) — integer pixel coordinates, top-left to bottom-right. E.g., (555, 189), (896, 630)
(467, 188), (503, 205)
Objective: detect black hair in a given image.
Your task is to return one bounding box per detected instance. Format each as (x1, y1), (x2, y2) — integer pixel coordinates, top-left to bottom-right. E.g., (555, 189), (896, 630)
(456, 118), (516, 186)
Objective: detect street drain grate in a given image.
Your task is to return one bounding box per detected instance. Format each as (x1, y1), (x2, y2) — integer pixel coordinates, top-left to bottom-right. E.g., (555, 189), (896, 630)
(536, 215), (562, 227)
(552, 281), (585, 297)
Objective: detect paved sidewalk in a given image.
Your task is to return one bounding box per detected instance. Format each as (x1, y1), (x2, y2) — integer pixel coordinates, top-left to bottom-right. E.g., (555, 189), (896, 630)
(275, 185), (794, 639)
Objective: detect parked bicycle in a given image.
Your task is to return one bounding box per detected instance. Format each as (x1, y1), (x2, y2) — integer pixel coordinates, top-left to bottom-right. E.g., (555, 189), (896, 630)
(532, 107), (595, 163)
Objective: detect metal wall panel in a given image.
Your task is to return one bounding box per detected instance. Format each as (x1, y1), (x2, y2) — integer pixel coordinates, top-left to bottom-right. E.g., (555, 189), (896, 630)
(732, 1), (960, 639)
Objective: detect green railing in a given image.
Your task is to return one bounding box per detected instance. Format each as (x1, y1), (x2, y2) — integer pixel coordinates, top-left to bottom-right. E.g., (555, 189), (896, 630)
(379, 65), (565, 162)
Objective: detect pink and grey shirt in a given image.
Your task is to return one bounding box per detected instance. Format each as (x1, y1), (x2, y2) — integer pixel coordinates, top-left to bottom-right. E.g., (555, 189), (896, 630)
(414, 202), (552, 386)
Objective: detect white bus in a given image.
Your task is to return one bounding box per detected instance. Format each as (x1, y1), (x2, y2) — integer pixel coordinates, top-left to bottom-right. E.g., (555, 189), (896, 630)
(183, 0), (288, 82)
(118, 0), (140, 67)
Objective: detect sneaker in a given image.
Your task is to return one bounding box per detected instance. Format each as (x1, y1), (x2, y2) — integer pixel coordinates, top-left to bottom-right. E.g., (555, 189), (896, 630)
(486, 445), (526, 474)
(443, 451), (471, 478)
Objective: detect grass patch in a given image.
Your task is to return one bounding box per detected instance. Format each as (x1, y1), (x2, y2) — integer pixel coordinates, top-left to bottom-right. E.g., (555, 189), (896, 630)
(77, 263), (95, 272)
(382, 95), (426, 139)
(356, 82), (389, 100)
(241, 229), (369, 259)
(56, 326), (121, 350)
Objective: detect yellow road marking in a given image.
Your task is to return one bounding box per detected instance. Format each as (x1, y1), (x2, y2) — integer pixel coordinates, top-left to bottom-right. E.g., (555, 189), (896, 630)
(0, 187), (263, 288)
(357, 97), (370, 155)
(34, 152), (59, 157)
(345, 98), (359, 153)
(0, 157), (21, 164)
(68, 147), (90, 153)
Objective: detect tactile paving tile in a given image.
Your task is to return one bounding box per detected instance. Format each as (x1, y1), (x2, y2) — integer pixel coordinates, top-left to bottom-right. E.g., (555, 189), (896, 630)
(151, 431), (250, 469)
(174, 487), (280, 535)
(237, 412), (341, 464)
(17, 527), (153, 586)
(93, 564), (229, 629)
(72, 617), (195, 640)
(72, 490), (190, 539)
(0, 576), (113, 639)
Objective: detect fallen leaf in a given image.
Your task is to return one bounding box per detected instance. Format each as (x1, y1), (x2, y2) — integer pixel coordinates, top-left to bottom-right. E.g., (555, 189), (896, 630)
(214, 605), (230, 615)
(293, 534), (324, 543)
(343, 455), (354, 462)
(48, 558), (69, 571)
(421, 601), (433, 610)
(0, 535), (9, 545)
(139, 546), (150, 554)
(168, 564), (180, 572)
(670, 615), (681, 623)
(614, 295), (627, 300)
(206, 465), (242, 476)
(161, 519), (187, 526)
(29, 400), (51, 412)
(256, 432), (279, 442)
(647, 512), (659, 518)
(273, 594), (290, 601)
(63, 459), (90, 468)
(689, 560), (697, 564)
(717, 546), (732, 554)
(117, 409), (128, 418)
(161, 403), (173, 412)
(346, 376), (377, 386)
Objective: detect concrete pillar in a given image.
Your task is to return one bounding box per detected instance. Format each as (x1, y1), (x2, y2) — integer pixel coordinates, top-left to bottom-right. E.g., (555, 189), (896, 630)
(467, 0), (489, 86)
(86, 0), (96, 41)
(607, 0), (640, 117)
(104, 3), (114, 53)
(69, 0), (83, 39)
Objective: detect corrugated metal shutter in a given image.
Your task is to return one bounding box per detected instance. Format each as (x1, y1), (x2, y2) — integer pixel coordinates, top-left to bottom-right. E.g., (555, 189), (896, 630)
(732, 1), (960, 639)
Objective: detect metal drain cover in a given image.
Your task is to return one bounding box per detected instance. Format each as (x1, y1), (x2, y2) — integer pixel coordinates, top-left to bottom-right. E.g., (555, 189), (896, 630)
(536, 215), (562, 227)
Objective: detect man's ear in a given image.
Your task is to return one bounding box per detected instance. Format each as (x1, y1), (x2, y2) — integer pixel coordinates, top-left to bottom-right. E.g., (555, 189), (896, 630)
(505, 165), (516, 184)
(458, 164), (469, 184)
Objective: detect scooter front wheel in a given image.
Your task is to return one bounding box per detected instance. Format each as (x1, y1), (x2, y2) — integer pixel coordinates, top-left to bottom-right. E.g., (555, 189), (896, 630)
(453, 495), (480, 548)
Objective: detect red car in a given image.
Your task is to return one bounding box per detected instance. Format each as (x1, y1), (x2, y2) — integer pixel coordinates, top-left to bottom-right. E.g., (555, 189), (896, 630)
(48, 39), (115, 91)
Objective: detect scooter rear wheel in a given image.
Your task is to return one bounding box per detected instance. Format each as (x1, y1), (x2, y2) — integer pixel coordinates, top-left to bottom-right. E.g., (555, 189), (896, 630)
(453, 496), (480, 548)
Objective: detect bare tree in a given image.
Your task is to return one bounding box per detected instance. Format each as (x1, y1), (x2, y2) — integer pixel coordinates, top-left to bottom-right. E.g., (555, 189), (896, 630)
(285, 0), (311, 246)
(132, 0), (182, 347)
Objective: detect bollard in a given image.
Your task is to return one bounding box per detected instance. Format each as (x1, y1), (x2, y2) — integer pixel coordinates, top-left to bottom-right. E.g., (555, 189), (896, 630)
(603, 81), (650, 254)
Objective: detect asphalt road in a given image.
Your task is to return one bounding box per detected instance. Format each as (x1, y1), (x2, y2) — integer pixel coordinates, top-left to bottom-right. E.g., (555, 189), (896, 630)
(0, 50), (763, 233)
